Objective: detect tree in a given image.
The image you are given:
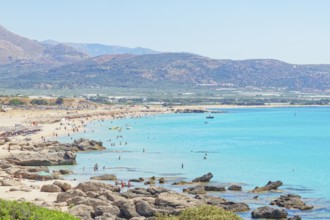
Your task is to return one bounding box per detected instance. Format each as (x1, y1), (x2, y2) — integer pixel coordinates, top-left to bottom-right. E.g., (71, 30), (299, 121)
(55, 97), (64, 105)
(30, 99), (48, 105)
(9, 99), (25, 106)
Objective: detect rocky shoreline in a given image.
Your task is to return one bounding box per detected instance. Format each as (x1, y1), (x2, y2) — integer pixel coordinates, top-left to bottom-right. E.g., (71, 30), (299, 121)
(0, 137), (314, 220)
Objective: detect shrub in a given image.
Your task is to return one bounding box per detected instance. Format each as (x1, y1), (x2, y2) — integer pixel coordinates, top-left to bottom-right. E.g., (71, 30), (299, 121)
(8, 99), (25, 106)
(0, 199), (79, 220)
(30, 99), (48, 105)
(55, 97), (64, 105)
(156, 205), (243, 220)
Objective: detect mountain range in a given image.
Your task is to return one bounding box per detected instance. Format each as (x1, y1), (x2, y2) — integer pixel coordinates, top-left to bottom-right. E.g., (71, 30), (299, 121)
(1, 25), (330, 93)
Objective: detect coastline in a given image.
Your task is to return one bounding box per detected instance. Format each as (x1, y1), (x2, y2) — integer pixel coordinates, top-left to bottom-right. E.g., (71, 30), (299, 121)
(0, 103), (324, 219)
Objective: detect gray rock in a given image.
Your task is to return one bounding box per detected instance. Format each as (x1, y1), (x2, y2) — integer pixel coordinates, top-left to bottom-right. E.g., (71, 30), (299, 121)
(195, 194), (249, 212)
(135, 200), (156, 217)
(147, 186), (169, 195)
(251, 206), (288, 219)
(288, 216), (302, 220)
(155, 191), (203, 208)
(94, 205), (121, 217)
(69, 204), (94, 220)
(183, 186), (206, 194)
(91, 174), (117, 181)
(270, 194), (313, 210)
(228, 184), (242, 191)
(53, 180), (71, 192)
(56, 189), (87, 203)
(76, 181), (120, 193)
(251, 180), (282, 193)
(192, 172), (213, 182)
(40, 184), (62, 192)
(67, 196), (111, 209)
(204, 185), (226, 192)
(159, 178), (165, 184)
(115, 199), (140, 219)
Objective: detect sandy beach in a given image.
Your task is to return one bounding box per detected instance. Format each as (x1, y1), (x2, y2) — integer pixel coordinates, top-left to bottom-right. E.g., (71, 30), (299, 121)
(0, 103), (170, 207)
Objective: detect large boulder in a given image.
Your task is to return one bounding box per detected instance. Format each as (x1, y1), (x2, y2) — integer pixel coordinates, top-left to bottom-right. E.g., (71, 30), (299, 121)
(183, 186), (206, 194)
(251, 206), (288, 219)
(135, 200), (156, 217)
(195, 194), (249, 212)
(114, 199), (140, 219)
(251, 180), (283, 193)
(228, 184), (242, 191)
(6, 151), (77, 166)
(90, 174), (117, 181)
(53, 181), (71, 192)
(69, 204), (94, 220)
(56, 189), (87, 203)
(270, 194), (313, 210)
(94, 205), (121, 217)
(192, 172), (213, 182)
(155, 191), (203, 209)
(67, 196), (111, 209)
(75, 181), (120, 193)
(204, 185), (226, 192)
(73, 138), (106, 151)
(40, 184), (62, 193)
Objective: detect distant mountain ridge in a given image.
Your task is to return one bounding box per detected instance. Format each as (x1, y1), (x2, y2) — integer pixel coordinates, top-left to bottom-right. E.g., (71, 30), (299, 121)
(42, 40), (159, 57)
(0, 25), (88, 64)
(1, 25), (330, 92)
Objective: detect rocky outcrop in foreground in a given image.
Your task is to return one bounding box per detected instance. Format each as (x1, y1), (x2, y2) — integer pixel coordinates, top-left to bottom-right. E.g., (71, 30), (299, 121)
(251, 206), (288, 219)
(51, 181), (249, 219)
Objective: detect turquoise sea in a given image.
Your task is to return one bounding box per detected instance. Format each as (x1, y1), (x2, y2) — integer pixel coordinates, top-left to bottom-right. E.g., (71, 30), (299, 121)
(53, 107), (330, 219)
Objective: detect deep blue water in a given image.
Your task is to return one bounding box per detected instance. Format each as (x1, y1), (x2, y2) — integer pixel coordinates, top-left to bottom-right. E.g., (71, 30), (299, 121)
(53, 107), (330, 219)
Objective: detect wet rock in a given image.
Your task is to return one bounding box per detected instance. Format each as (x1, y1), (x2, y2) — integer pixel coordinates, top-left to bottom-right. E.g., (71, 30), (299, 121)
(228, 184), (242, 191)
(270, 194), (314, 210)
(204, 185), (226, 192)
(53, 181), (71, 192)
(59, 169), (74, 175)
(183, 186), (206, 194)
(172, 181), (193, 185)
(147, 186), (169, 195)
(251, 206), (288, 219)
(69, 204), (94, 220)
(144, 180), (155, 185)
(90, 174), (117, 181)
(288, 216), (302, 220)
(73, 138), (106, 151)
(192, 172), (213, 182)
(159, 177), (165, 184)
(251, 180), (283, 193)
(40, 184), (62, 192)
(130, 178), (144, 183)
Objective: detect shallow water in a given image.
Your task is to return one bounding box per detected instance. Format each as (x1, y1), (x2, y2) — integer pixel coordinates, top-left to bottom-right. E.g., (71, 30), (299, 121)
(53, 107), (330, 219)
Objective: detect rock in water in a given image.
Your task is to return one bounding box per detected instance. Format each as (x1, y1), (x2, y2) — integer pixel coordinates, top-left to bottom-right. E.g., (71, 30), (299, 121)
(192, 172), (213, 182)
(90, 174), (117, 181)
(251, 180), (283, 193)
(270, 194), (313, 210)
(251, 206), (288, 219)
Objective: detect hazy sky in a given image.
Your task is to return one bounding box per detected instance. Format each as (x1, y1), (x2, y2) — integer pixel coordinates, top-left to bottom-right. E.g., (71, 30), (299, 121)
(1, 0), (330, 64)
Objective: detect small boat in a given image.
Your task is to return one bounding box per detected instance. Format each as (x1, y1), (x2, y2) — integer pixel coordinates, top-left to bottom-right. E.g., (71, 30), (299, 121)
(206, 115), (214, 119)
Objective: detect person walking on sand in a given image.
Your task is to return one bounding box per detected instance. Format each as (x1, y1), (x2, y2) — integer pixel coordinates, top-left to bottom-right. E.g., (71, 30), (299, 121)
(121, 180), (125, 188)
